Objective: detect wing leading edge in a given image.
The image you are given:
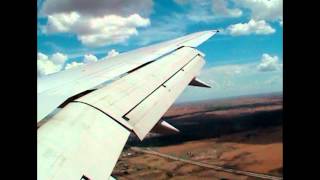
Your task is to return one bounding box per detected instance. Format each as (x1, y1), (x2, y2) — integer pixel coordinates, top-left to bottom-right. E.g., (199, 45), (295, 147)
(38, 30), (217, 179)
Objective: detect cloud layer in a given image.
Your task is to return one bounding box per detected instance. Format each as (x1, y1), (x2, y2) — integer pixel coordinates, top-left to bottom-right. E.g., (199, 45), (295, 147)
(41, 0), (152, 47)
(38, 49), (120, 76)
(257, 53), (282, 72)
(177, 53), (283, 102)
(106, 49), (120, 59)
(37, 52), (67, 76)
(45, 13), (150, 47)
(64, 61), (84, 70)
(172, 0), (282, 37)
(236, 0), (283, 22)
(225, 19), (275, 36)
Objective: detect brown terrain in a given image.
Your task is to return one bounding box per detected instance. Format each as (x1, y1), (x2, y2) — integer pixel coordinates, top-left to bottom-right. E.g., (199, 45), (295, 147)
(112, 93), (283, 180)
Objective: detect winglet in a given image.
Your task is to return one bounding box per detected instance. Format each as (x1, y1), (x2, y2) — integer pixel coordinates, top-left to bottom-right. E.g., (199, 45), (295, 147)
(189, 77), (211, 88)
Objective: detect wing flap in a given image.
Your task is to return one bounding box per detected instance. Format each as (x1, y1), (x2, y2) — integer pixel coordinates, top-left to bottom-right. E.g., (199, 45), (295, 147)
(126, 56), (204, 139)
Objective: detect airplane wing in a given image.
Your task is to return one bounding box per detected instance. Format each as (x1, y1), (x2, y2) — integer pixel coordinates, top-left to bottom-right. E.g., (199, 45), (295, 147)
(37, 30), (216, 122)
(37, 30), (218, 180)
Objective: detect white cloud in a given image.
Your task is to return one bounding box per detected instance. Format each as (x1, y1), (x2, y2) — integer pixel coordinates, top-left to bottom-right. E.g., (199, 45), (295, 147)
(176, 59), (283, 102)
(226, 19), (275, 36)
(106, 49), (119, 58)
(50, 52), (68, 64)
(64, 61), (84, 70)
(41, 0), (153, 47)
(37, 52), (67, 76)
(45, 13), (150, 47)
(45, 12), (80, 33)
(64, 49), (120, 70)
(81, 14), (150, 47)
(235, 0), (283, 22)
(83, 54), (98, 64)
(257, 53), (282, 72)
(175, 0), (282, 23)
(100, 49), (121, 61)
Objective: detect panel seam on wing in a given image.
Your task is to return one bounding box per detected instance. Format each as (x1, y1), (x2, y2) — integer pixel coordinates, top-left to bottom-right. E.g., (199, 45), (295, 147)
(72, 101), (133, 131)
(122, 53), (202, 121)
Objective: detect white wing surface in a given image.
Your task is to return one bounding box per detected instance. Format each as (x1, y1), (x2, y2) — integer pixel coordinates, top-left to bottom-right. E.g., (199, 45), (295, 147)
(37, 30), (217, 180)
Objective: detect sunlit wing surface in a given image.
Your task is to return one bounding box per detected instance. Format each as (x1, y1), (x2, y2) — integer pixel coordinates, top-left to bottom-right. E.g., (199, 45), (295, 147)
(37, 30), (218, 180)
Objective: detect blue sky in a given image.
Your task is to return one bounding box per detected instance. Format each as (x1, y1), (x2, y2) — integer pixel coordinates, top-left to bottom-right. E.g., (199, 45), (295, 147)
(37, 0), (283, 101)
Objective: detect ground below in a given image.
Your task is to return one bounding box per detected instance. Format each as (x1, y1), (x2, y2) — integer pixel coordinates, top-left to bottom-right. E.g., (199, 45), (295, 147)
(112, 93), (283, 180)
